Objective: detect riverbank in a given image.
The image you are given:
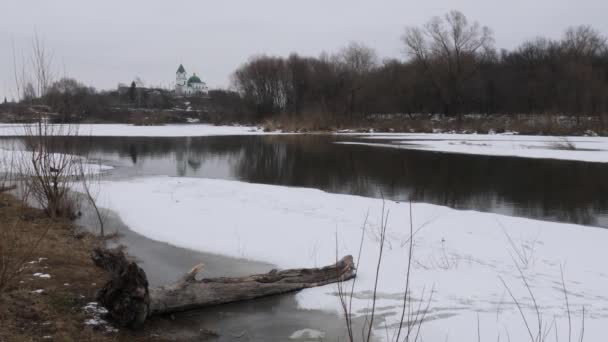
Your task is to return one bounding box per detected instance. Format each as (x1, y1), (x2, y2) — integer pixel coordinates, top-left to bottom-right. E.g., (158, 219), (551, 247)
(262, 113), (607, 136)
(2, 112), (607, 138)
(4, 123), (608, 165)
(0, 123), (268, 137)
(0, 192), (166, 341)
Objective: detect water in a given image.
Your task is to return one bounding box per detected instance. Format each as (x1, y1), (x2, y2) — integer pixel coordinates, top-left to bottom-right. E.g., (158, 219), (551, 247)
(3, 134), (606, 227)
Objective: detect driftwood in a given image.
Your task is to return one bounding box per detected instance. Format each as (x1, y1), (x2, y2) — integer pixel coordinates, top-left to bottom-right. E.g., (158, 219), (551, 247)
(92, 248), (356, 328)
(92, 248), (150, 328)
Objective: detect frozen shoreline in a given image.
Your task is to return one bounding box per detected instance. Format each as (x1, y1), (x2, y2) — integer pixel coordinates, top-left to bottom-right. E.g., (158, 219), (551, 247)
(96, 176), (608, 341)
(0, 123), (271, 137)
(0, 148), (112, 175)
(338, 133), (608, 163)
(2, 123), (607, 163)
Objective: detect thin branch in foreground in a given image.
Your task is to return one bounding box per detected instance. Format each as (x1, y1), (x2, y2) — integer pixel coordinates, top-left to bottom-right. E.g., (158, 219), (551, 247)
(395, 201), (415, 341)
(366, 199), (389, 342)
(513, 261), (543, 341)
(498, 275), (535, 342)
(560, 265), (572, 342)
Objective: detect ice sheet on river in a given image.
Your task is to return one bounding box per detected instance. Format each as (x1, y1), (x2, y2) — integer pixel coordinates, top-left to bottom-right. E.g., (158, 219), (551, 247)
(338, 133), (608, 163)
(0, 148), (112, 175)
(97, 176), (608, 341)
(0, 123), (269, 137)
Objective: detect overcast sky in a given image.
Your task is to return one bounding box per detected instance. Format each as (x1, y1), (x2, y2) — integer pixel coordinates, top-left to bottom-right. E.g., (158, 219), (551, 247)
(1, 0), (607, 100)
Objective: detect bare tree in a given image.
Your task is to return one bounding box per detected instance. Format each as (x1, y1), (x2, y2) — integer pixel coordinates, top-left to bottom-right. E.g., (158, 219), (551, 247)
(19, 122), (83, 219)
(339, 42), (378, 75)
(402, 10), (494, 118)
(30, 33), (54, 99)
(22, 82), (37, 103)
(11, 39), (27, 103)
(561, 25), (607, 58)
(233, 56), (290, 119)
(10, 33), (54, 104)
(337, 42), (378, 119)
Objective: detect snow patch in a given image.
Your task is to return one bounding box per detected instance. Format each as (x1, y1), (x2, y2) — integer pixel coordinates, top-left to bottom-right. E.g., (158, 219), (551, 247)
(83, 302), (116, 333)
(289, 328), (326, 340)
(33, 273), (51, 279)
(337, 133), (608, 162)
(27, 257), (47, 265)
(0, 148), (112, 175)
(97, 176), (608, 341)
(0, 124), (273, 137)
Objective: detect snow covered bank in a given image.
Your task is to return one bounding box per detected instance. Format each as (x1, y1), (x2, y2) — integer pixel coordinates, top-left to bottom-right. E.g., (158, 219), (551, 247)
(0, 124), (271, 137)
(0, 148), (112, 175)
(98, 177), (608, 341)
(339, 133), (608, 163)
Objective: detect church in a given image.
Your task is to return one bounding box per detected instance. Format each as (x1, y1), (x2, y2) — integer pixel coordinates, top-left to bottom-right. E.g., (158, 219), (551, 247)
(175, 64), (208, 96)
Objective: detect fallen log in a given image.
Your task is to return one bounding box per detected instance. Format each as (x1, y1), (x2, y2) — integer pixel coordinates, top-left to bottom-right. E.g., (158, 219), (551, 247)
(92, 248), (356, 328)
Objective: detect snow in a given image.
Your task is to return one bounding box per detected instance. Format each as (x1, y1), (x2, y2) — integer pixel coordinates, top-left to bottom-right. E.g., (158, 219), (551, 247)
(83, 302), (116, 332)
(0, 148), (112, 175)
(33, 273), (51, 279)
(338, 133), (608, 163)
(289, 328), (326, 340)
(97, 176), (608, 341)
(27, 258), (47, 264)
(84, 318), (106, 326)
(0, 123), (271, 137)
(83, 302), (109, 316)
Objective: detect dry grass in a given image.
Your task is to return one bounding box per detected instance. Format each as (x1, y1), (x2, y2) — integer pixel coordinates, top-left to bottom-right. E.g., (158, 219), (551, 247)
(262, 113), (339, 132)
(262, 113), (608, 136)
(0, 193), (165, 342)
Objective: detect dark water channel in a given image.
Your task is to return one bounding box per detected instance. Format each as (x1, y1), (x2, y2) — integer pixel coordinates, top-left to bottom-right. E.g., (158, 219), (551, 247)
(4, 134), (606, 227)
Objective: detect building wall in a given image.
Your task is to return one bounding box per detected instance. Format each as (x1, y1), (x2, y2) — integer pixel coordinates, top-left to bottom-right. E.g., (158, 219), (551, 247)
(175, 72), (208, 96)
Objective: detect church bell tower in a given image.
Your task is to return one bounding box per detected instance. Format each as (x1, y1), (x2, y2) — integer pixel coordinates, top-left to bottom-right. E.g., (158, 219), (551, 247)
(176, 64), (187, 95)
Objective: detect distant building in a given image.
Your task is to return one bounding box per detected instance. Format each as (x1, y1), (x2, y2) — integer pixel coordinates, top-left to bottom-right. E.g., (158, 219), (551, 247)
(175, 64), (208, 96)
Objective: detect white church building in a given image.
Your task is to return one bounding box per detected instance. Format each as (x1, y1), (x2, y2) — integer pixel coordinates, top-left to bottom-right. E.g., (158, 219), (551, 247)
(175, 64), (208, 96)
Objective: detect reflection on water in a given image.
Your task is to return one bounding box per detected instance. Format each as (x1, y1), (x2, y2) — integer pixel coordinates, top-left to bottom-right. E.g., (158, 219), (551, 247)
(2, 135), (607, 227)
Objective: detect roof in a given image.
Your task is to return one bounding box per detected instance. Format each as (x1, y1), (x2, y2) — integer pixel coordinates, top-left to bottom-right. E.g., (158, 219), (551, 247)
(176, 64), (186, 74)
(187, 74), (202, 85)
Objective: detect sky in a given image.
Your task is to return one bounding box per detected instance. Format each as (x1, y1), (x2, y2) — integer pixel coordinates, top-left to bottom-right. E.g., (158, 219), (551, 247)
(1, 0), (607, 101)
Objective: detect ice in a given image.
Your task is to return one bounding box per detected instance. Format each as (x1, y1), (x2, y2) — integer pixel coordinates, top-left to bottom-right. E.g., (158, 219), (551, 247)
(338, 133), (608, 162)
(97, 176), (608, 341)
(0, 123), (272, 137)
(0, 148), (112, 175)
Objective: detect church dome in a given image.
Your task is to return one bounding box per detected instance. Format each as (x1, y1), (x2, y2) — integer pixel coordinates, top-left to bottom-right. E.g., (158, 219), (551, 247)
(187, 74), (202, 85)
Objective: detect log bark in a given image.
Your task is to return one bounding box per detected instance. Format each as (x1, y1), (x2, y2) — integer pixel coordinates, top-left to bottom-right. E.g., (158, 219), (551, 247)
(92, 248), (150, 328)
(92, 248), (356, 328)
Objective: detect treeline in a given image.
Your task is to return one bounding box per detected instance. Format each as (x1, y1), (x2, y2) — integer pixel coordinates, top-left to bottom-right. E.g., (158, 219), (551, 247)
(5, 11), (608, 128)
(232, 11), (608, 122)
(6, 76), (247, 123)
